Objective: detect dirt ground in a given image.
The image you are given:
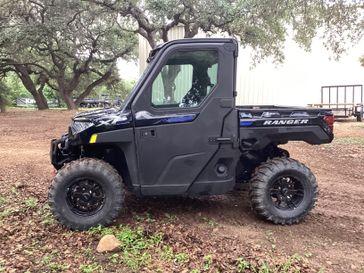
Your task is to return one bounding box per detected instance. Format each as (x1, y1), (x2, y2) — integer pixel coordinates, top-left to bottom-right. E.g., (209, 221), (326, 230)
(0, 110), (363, 273)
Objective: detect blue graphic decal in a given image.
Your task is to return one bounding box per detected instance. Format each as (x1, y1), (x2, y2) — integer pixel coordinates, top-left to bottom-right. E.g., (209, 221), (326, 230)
(240, 121), (253, 127)
(115, 120), (130, 126)
(162, 115), (195, 123)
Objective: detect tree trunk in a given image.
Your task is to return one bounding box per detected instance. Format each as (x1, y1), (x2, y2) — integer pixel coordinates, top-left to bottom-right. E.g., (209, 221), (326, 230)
(74, 69), (113, 107)
(161, 65), (181, 103)
(32, 91), (49, 110)
(39, 90), (48, 109)
(0, 97), (6, 113)
(60, 90), (77, 110)
(0, 82), (8, 113)
(56, 95), (61, 107)
(14, 65), (49, 110)
(184, 24), (199, 38)
(36, 75), (49, 110)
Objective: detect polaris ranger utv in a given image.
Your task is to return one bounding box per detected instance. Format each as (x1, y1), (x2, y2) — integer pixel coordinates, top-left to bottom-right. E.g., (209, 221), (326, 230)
(49, 38), (334, 230)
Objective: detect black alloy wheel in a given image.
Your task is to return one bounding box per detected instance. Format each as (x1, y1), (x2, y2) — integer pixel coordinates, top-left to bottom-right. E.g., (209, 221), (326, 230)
(49, 158), (124, 230)
(66, 178), (105, 215)
(269, 176), (304, 210)
(249, 157), (318, 225)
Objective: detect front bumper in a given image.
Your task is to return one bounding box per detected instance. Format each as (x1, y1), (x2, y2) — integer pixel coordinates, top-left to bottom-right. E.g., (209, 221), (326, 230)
(50, 135), (74, 169)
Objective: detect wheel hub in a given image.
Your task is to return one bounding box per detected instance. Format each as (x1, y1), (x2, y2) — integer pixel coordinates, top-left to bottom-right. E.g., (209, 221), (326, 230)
(66, 178), (105, 215)
(270, 176), (304, 210)
(82, 192), (91, 201)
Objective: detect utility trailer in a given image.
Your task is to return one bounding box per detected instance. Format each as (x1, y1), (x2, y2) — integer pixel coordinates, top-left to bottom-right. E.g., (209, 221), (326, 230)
(79, 98), (111, 108)
(48, 38), (334, 230)
(308, 84), (363, 122)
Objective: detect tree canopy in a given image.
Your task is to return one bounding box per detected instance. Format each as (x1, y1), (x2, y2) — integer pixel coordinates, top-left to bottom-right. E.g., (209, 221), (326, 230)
(91, 0), (364, 102)
(0, 0), (363, 110)
(0, 0), (137, 109)
(92, 0), (364, 60)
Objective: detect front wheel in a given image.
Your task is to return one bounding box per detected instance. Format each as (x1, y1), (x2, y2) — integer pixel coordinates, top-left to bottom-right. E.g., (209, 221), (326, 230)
(49, 158), (124, 230)
(249, 157), (318, 225)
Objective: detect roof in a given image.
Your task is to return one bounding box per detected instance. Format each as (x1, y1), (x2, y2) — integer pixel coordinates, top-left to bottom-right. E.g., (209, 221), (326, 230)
(147, 37), (238, 63)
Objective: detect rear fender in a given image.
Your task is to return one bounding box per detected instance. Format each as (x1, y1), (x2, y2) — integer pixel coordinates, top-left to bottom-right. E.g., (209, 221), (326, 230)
(239, 125), (333, 151)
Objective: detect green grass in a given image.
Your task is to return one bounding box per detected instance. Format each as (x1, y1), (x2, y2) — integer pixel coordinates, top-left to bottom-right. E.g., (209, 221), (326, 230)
(334, 137), (364, 146)
(323, 136), (364, 149)
(132, 212), (156, 223)
(235, 255), (303, 273)
(83, 247), (95, 259)
(85, 225), (307, 272)
(160, 245), (174, 261)
(202, 217), (219, 228)
(79, 263), (101, 273)
(108, 253), (120, 264)
(0, 208), (15, 220)
(25, 197), (38, 208)
(41, 254), (70, 272)
(0, 259), (5, 272)
(203, 254), (213, 271)
(38, 204), (56, 225)
(174, 252), (189, 265)
(0, 196), (6, 207)
(89, 225), (164, 271)
(351, 123), (364, 129)
(164, 213), (178, 222)
(116, 226), (164, 270)
(41, 254), (53, 265)
(87, 225), (114, 236)
(236, 258), (250, 272)
(11, 187), (19, 196)
(48, 262), (70, 272)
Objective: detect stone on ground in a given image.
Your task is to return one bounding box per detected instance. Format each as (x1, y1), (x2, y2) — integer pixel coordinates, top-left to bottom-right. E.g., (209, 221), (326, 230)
(96, 235), (121, 253)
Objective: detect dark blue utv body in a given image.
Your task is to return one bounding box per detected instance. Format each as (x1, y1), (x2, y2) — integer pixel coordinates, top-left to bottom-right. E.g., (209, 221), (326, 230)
(49, 38), (334, 230)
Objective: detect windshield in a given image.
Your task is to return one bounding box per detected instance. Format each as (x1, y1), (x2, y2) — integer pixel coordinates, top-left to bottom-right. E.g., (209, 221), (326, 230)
(119, 60), (154, 111)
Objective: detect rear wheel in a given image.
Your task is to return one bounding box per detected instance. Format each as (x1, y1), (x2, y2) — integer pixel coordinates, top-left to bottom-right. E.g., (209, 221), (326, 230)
(49, 158), (124, 230)
(249, 157), (317, 225)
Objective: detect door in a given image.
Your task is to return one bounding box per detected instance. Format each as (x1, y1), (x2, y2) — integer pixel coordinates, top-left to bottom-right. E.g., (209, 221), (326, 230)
(131, 40), (237, 195)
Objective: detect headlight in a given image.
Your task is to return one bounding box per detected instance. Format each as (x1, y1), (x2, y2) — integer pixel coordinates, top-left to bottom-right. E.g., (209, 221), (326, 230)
(70, 121), (94, 135)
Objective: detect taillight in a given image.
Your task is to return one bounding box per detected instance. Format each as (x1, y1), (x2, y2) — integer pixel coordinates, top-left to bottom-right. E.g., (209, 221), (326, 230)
(324, 115), (334, 132)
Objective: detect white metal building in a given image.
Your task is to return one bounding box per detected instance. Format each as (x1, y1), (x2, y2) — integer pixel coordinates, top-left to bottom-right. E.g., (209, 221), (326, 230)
(128, 26), (364, 107)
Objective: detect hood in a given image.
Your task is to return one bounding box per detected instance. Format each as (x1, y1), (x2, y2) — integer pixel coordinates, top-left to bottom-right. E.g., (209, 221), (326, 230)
(70, 108), (131, 135)
(73, 107), (131, 126)
(74, 107), (118, 120)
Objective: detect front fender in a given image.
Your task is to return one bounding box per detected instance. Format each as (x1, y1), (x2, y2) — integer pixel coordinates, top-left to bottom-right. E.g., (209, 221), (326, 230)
(87, 128), (134, 144)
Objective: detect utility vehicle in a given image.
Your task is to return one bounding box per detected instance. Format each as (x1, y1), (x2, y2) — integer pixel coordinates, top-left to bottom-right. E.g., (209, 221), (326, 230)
(49, 38), (334, 230)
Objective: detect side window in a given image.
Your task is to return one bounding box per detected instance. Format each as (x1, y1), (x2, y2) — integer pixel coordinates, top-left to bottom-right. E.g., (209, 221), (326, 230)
(151, 50), (218, 108)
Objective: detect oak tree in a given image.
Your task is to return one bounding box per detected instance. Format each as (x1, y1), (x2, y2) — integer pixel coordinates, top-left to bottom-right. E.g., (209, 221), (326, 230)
(91, 0), (363, 103)
(0, 0), (137, 109)
(92, 0), (363, 60)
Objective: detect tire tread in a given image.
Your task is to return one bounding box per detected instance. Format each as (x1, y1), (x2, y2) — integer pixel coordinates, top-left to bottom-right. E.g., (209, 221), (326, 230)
(249, 157), (318, 225)
(48, 158), (124, 230)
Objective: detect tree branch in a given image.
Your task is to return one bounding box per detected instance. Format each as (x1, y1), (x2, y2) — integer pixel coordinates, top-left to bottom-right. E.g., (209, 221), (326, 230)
(75, 68), (112, 105)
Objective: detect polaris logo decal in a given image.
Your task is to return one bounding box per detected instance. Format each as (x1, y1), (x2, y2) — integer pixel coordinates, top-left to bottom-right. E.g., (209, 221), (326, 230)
(263, 119), (309, 126)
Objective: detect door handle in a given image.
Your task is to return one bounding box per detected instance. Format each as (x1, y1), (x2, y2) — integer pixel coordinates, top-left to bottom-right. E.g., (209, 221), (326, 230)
(208, 137), (233, 143)
(140, 128), (156, 138)
(208, 135), (239, 147)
